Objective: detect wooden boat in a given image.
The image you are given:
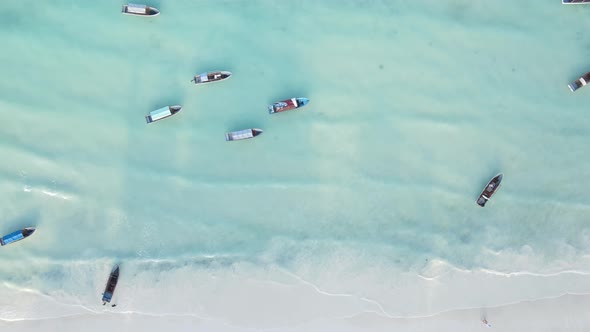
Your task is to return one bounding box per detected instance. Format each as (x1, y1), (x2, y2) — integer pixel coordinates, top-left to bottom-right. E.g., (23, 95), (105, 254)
(563, 0), (590, 4)
(476, 174), (503, 207)
(121, 3), (160, 16)
(268, 97), (309, 114)
(191, 71), (232, 84)
(1, 227), (35, 247)
(102, 265), (120, 306)
(225, 128), (263, 141)
(145, 105), (182, 124)
(568, 71), (590, 92)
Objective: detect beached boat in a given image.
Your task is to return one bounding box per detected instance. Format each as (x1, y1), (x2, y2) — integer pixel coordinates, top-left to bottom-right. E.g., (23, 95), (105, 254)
(563, 0), (590, 4)
(102, 265), (120, 306)
(568, 71), (590, 92)
(121, 3), (160, 16)
(476, 174), (503, 207)
(191, 71), (232, 84)
(225, 128), (263, 141)
(0, 227), (35, 247)
(145, 105), (182, 124)
(268, 97), (309, 114)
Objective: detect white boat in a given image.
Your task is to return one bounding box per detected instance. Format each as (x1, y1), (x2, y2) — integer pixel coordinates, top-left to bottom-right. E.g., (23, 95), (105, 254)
(145, 106), (182, 124)
(191, 71), (232, 84)
(225, 128), (263, 141)
(121, 3), (160, 16)
(563, 0), (590, 4)
(568, 71), (590, 92)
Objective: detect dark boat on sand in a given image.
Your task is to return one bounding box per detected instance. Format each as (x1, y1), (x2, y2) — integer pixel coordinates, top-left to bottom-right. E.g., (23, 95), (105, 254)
(102, 265), (120, 306)
(1, 227), (35, 246)
(476, 174), (503, 207)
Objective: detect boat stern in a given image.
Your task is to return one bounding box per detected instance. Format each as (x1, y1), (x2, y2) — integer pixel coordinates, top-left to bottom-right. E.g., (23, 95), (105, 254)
(476, 197), (488, 207)
(569, 77), (587, 92)
(102, 291), (113, 303)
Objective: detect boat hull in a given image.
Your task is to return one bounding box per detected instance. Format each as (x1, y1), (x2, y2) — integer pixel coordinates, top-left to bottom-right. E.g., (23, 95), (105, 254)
(102, 265), (120, 304)
(192, 71), (232, 84)
(476, 174), (503, 207)
(0, 227), (35, 246)
(225, 128), (263, 141)
(145, 106), (182, 124)
(121, 4), (160, 16)
(268, 97), (309, 114)
(563, 0), (590, 4)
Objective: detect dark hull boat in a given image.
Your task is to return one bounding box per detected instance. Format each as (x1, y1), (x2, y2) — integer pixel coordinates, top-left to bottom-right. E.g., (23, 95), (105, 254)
(268, 97), (309, 114)
(225, 128), (263, 141)
(102, 265), (120, 306)
(476, 174), (503, 207)
(145, 105), (182, 124)
(568, 71), (590, 92)
(191, 71), (232, 84)
(1, 227), (35, 246)
(563, 0), (590, 4)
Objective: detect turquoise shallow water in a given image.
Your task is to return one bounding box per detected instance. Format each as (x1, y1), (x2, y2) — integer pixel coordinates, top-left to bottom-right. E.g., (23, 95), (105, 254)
(1, 0), (590, 327)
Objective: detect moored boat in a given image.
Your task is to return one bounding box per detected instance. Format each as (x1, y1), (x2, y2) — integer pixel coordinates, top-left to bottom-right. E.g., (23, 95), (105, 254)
(563, 0), (590, 4)
(145, 105), (182, 124)
(476, 174), (503, 207)
(191, 71), (232, 84)
(102, 265), (120, 306)
(0, 227), (35, 247)
(268, 97), (309, 114)
(121, 3), (160, 16)
(225, 128), (263, 141)
(568, 71), (590, 92)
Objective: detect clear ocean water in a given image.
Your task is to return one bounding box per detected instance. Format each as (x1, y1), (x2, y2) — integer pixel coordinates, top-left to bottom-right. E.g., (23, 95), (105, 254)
(1, 0), (590, 329)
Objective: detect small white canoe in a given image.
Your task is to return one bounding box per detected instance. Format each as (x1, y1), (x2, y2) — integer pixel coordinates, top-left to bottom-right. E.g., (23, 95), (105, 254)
(122, 3), (160, 16)
(225, 128), (263, 141)
(192, 71), (232, 84)
(563, 0), (590, 4)
(145, 105), (182, 124)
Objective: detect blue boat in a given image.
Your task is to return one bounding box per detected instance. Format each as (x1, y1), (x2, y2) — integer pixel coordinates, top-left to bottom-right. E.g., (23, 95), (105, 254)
(0, 227), (35, 247)
(102, 265), (120, 306)
(268, 97), (309, 114)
